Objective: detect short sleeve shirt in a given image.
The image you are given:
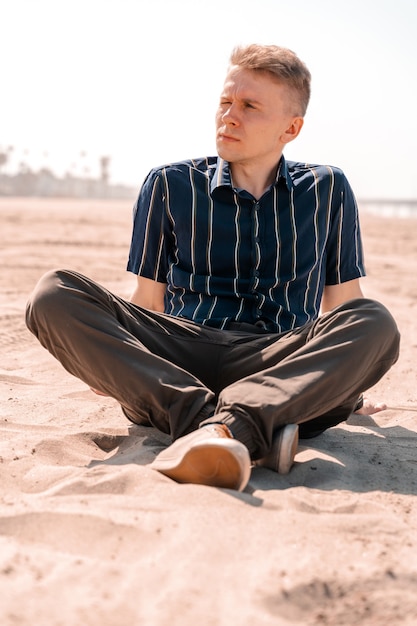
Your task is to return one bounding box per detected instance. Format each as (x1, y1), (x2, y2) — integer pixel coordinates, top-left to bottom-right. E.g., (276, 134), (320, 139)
(127, 156), (365, 333)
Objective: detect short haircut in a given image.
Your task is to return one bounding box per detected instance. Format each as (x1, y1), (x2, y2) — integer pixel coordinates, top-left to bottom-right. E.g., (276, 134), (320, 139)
(230, 44), (311, 116)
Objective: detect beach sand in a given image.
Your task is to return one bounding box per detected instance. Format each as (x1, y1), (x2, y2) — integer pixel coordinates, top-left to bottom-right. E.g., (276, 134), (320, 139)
(0, 197), (416, 625)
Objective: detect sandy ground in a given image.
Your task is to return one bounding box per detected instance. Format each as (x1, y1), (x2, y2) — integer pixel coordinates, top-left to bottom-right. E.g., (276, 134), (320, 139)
(0, 197), (416, 626)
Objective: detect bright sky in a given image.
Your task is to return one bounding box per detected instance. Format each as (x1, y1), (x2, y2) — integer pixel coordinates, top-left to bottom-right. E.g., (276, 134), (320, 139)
(2, 0), (417, 198)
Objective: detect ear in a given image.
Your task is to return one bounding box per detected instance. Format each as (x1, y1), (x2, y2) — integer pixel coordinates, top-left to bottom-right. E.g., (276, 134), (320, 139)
(281, 116), (304, 144)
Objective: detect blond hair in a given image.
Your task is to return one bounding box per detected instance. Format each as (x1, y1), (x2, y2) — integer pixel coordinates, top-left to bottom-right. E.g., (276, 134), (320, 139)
(230, 44), (311, 116)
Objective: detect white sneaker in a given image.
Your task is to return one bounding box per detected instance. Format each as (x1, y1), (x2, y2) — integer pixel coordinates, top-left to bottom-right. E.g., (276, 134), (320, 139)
(150, 424), (251, 491)
(255, 424), (299, 474)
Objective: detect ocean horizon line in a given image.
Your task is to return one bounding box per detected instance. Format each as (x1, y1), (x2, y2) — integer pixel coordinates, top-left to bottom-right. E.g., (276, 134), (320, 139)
(358, 198), (417, 218)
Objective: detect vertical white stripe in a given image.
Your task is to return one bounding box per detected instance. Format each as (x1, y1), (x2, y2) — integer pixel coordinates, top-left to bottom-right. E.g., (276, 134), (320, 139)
(161, 168), (180, 316)
(206, 171), (213, 297)
(137, 175), (161, 278)
(176, 287), (186, 316)
(283, 186), (297, 329)
(189, 167), (197, 292)
(268, 186), (281, 328)
(235, 298), (245, 321)
(162, 168), (179, 265)
(253, 204), (261, 291)
(303, 166), (334, 320)
(166, 283), (175, 314)
(352, 195), (362, 274)
(206, 295), (218, 320)
(192, 293), (204, 321)
(336, 192), (344, 283)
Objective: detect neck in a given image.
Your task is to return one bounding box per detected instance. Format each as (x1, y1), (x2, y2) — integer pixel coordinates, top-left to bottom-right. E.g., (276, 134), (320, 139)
(230, 158), (281, 200)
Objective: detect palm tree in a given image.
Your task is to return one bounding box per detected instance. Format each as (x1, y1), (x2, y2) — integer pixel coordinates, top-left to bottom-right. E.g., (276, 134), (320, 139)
(0, 152), (7, 171)
(99, 156), (110, 184)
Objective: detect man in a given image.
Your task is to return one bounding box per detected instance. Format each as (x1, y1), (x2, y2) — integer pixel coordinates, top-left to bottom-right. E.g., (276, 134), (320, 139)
(26, 44), (400, 492)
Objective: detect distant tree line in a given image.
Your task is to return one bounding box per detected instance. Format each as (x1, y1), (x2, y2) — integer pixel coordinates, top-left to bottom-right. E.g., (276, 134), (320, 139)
(0, 146), (135, 198)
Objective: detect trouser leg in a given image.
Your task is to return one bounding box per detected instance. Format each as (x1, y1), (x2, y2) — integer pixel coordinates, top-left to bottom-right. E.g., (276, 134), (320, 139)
(26, 272), (400, 460)
(25, 269), (221, 438)
(298, 398), (360, 439)
(203, 299), (400, 458)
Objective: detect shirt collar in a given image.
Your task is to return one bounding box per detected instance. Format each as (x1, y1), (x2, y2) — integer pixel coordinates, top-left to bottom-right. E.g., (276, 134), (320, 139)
(210, 156), (293, 195)
(279, 156), (294, 190)
(210, 158), (232, 194)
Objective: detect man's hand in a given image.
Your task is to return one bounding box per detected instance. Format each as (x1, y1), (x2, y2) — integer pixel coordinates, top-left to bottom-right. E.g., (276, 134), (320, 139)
(354, 397), (387, 415)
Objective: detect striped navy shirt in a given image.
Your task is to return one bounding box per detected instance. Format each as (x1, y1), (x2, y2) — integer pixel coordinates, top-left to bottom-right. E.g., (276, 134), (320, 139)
(127, 156), (365, 333)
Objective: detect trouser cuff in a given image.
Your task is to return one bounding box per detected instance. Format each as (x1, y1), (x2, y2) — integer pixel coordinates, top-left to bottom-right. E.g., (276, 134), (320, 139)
(180, 402), (217, 437)
(200, 410), (256, 456)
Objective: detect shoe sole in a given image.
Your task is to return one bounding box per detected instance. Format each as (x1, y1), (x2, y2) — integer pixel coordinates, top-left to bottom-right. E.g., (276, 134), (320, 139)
(277, 424), (299, 474)
(151, 439), (251, 491)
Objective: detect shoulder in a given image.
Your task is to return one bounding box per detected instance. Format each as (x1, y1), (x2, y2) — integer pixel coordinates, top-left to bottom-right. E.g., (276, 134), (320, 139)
(283, 160), (353, 199)
(285, 159), (347, 183)
(136, 157), (218, 209)
(146, 156), (218, 180)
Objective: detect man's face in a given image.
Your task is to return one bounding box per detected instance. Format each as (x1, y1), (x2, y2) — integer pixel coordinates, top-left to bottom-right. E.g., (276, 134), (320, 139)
(215, 66), (302, 167)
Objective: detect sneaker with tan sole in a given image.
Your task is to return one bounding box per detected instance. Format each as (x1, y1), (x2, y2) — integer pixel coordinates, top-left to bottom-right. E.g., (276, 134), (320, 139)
(150, 424), (251, 491)
(255, 424), (299, 474)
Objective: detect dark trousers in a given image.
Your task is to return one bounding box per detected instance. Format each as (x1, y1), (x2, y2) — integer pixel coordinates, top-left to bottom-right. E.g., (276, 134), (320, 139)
(25, 269), (400, 459)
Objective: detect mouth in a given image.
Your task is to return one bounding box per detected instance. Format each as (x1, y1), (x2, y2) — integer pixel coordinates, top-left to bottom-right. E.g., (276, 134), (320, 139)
(217, 133), (239, 143)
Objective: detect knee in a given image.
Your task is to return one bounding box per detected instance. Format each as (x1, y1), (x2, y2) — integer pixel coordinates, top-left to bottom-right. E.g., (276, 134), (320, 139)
(347, 298), (400, 358)
(25, 269), (78, 334)
(355, 298), (398, 335)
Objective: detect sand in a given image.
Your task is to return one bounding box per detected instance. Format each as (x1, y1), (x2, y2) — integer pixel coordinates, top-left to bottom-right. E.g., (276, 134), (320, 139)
(0, 197), (416, 626)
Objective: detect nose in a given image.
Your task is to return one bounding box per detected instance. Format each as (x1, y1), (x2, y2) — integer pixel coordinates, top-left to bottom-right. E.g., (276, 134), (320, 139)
(222, 103), (239, 126)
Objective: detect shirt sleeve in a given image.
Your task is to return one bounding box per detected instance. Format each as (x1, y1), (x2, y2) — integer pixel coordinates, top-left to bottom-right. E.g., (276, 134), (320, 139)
(325, 170), (366, 285)
(127, 168), (172, 282)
